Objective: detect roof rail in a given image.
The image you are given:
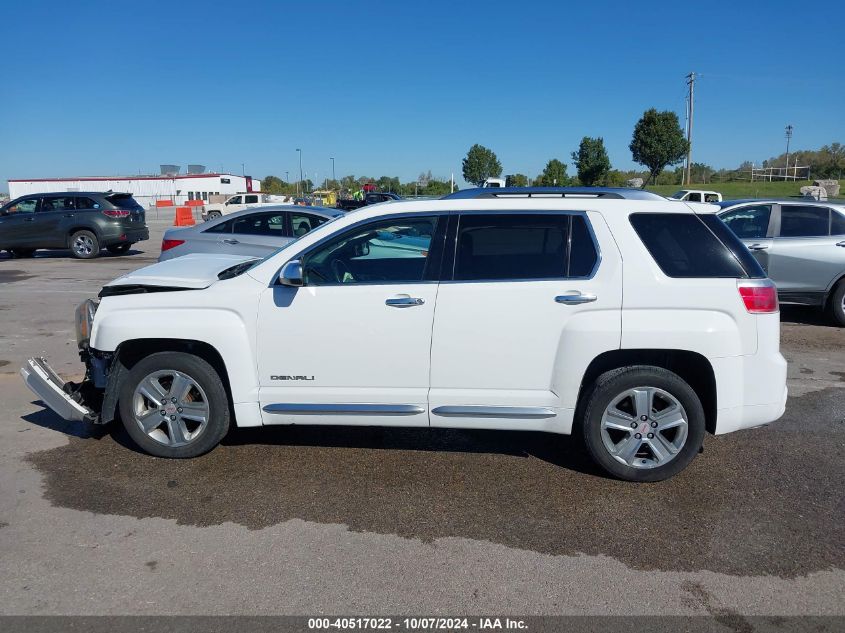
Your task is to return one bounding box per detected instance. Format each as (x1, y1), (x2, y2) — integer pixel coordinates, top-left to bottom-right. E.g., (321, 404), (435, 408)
(442, 187), (665, 201)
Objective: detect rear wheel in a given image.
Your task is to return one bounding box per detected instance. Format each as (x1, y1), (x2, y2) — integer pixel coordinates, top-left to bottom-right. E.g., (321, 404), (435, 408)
(206, 211), (222, 221)
(11, 248), (36, 258)
(69, 230), (99, 259)
(107, 243), (132, 255)
(580, 366), (705, 482)
(829, 280), (845, 327)
(118, 351), (230, 458)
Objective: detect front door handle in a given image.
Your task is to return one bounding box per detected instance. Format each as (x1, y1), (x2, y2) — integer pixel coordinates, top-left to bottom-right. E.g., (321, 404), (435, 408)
(836, 241), (845, 247)
(748, 243), (769, 251)
(221, 238), (240, 245)
(64, 213), (75, 218)
(24, 217), (35, 222)
(385, 296), (425, 308)
(555, 293), (597, 305)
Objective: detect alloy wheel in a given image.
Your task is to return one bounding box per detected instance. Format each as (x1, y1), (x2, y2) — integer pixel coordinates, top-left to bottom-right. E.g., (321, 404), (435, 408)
(132, 370), (210, 447)
(600, 386), (689, 469)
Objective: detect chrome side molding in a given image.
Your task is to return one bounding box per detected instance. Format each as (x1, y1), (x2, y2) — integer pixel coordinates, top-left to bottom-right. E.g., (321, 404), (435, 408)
(263, 403), (425, 415)
(431, 406), (556, 419)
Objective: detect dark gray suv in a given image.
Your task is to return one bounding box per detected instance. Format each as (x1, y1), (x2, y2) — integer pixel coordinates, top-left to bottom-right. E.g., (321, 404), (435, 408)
(0, 192), (149, 259)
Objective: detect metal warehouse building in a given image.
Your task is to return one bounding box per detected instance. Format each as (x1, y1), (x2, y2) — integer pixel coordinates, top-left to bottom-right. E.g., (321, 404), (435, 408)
(8, 166), (261, 208)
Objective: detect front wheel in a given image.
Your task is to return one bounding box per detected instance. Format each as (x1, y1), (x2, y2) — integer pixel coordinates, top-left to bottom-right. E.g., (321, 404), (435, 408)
(206, 211), (222, 221)
(828, 280), (845, 327)
(107, 243), (132, 255)
(69, 230), (99, 259)
(579, 366), (706, 482)
(118, 351), (230, 458)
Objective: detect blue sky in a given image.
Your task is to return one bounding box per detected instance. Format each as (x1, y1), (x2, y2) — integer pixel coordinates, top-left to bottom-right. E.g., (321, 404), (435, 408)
(2, 0), (843, 192)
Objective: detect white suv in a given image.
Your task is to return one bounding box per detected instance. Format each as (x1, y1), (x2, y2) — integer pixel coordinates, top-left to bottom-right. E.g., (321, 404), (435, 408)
(21, 188), (787, 482)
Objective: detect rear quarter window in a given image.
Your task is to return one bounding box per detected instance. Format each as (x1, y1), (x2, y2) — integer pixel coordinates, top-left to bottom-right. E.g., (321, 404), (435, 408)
(630, 212), (762, 279)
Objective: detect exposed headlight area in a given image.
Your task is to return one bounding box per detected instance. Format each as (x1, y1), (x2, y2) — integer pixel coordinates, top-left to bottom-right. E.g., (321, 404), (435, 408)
(74, 299), (99, 349)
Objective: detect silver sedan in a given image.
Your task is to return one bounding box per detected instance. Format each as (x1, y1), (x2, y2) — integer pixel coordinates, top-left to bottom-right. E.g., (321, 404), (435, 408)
(158, 205), (343, 262)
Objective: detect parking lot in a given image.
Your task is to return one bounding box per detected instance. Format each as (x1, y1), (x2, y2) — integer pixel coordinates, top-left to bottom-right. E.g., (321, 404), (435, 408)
(0, 217), (843, 618)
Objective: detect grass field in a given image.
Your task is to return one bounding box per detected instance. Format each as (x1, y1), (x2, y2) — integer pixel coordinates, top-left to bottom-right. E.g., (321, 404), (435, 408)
(645, 180), (835, 201)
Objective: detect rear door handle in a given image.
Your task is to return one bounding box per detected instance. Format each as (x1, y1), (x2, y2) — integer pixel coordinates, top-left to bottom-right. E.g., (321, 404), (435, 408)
(555, 293), (597, 305)
(748, 243), (769, 251)
(221, 238), (240, 245)
(836, 241), (845, 247)
(24, 217), (35, 222)
(64, 213), (75, 218)
(385, 296), (425, 307)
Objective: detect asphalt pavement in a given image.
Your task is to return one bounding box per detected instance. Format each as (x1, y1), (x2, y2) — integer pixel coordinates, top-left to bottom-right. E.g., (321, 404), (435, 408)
(0, 219), (843, 620)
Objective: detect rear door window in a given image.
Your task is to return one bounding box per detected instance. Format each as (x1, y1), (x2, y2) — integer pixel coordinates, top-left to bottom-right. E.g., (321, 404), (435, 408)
(203, 219), (233, 234)
(453, 214), (591, 281)
(778, 205), (830, 237)
(244, 195), (259, 204)
(832, 211), (845, 236)
(39, 196), (75, 212)
(630, 213), (758, 278)
(719, 205), (772, 239)
(290, 213), (328, 237)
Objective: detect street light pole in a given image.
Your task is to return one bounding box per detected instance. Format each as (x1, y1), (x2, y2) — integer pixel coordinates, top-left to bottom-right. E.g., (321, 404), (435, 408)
(785, 125), (793, 181)
(330, 157), (336, 188)
(296, 149), (303, 197)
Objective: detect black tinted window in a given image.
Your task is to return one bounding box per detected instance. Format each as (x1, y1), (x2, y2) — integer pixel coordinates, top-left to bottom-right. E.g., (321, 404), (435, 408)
(719, 205), (771, 239)
(76, 197), (100, 210)
(700, 215), (765, 278)
(232, 213), (287, 236)
(454, 214), (570, 281)
(832, 211), (845, 236)
(630, 213), (751, 278)
(569, 215), (599, 277)
(106, 193), (143, 211)
(779, 206), (830, 237)
(291, 213), (328, 237)
(203, 219), (232, 234)
(40, 196), (75, 212)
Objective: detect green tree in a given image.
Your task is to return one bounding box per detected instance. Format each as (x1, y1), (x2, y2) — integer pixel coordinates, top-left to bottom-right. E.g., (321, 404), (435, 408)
(629, 108), (689, 186)
(462, 144), (502, 187)
(571, 137), (611, 186)
(262, 175), (286, 194)
(536, 159), (569, 186)
(506, 173), (529, 187)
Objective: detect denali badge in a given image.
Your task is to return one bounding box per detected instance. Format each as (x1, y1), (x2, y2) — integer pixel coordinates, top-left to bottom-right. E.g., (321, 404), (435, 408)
(271, 375), (315, 381)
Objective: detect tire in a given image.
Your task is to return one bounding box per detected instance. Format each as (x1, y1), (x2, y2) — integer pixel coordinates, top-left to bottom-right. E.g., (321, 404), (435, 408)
(118, 351), (230, 458)
(828, 280), (845, 327)
(107, 243), (132, 255)
(579, 366), (706, 482)
(69, 230), (99, 259)
(11, 249), (36, 258)
(206, 211), (222, 221)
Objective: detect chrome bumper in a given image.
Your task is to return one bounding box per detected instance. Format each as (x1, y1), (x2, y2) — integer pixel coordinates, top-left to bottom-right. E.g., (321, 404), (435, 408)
(20, 357), (96, 423)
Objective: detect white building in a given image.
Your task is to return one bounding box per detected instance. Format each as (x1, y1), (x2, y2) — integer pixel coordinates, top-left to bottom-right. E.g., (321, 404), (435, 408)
(7, 172), (261, 208)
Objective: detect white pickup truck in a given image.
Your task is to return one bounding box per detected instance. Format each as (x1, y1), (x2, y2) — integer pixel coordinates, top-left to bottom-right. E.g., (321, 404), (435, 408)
(202, 193), (293, 221)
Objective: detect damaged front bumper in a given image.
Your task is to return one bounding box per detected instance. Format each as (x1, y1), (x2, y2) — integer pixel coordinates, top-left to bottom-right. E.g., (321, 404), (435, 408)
(20, 357), (100, 424)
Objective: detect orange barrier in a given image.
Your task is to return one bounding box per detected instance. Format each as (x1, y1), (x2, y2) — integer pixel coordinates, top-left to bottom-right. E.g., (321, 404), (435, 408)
(156, 199), (174, 207)
(174, 206), (196, 227)
(185, 199), (204, 207)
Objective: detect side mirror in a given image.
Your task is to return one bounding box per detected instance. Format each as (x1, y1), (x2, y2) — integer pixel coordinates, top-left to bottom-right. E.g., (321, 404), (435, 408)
(278, 260), (303, 287)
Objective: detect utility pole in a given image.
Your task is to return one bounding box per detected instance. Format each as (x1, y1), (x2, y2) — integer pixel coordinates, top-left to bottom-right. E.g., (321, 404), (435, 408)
(296, 149), (303, 197)
(330, 157), (336, 188)
(784, 125), (793, 181)
(685, 72), (696, 185)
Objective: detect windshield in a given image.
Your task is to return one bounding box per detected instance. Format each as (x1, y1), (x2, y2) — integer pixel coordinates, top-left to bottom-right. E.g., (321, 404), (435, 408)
(670, 191), (687, 199)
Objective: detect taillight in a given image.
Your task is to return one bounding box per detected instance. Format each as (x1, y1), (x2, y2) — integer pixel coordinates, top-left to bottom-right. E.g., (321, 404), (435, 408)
(103, 209), (131, 218)
(161, 239), (185, 252)
(738, 280), (778, 313)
